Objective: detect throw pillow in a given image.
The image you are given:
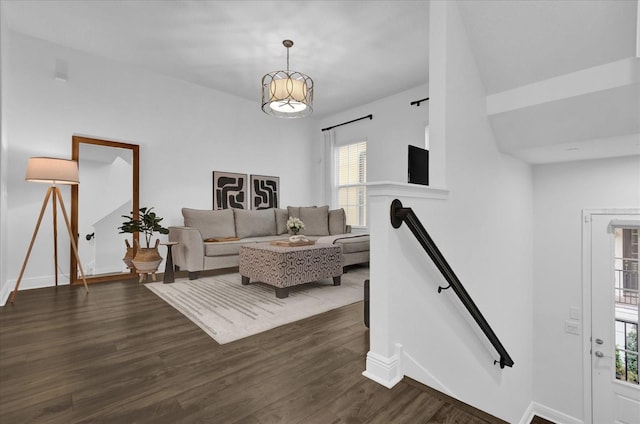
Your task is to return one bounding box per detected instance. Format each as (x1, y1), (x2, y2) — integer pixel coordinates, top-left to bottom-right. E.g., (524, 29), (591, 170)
(287, 206), (300, 219)
(275, 208), (289, 235)
(287, 205), (317, 219)
(329, 208), (347, 235)
(182, 208), (236, 240)
(299, 205), (330, 236)
(234, 208), (277, 239)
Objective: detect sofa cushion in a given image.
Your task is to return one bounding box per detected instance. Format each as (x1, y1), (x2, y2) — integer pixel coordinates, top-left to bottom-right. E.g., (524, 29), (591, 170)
(329, 208), (347, 235)
(334, 235), (370, 253)
(204, 240), (245, 256)
(275, 208), (289, 235)
(234, 208), (276, 239)
(287, 205), (316, 219)
(204, 235), (289, 256)
(299, 205), (330, 236)
(240, 235), (290, 244)
(182, 208), (236, 240)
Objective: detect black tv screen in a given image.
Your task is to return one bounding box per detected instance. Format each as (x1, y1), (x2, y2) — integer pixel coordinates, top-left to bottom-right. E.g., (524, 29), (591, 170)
(408, 145), (429, 186)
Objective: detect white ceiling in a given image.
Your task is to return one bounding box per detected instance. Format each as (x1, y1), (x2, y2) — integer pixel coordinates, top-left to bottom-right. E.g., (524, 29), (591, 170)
(1, 0), (430, 118)
(457, 0), (640, 163)
(3, 0), (639, 163)
(457, 0), (637, 94)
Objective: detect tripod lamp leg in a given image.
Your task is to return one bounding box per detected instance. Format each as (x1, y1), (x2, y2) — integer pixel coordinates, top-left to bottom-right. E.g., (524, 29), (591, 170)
(9, 187), (53, 303)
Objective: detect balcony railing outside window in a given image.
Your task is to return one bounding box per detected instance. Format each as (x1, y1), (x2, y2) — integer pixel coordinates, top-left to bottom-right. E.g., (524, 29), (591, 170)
(615, 227), (638, 385)
(615, 268), (638, 306)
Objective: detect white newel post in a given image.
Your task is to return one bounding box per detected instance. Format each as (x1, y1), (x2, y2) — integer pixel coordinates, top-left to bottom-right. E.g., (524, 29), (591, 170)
(363, 182), (449, 389)
(362, 189), (402, 388)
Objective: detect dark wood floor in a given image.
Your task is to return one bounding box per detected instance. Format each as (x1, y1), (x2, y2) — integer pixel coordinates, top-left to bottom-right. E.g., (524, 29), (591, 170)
(1, 279), (508, 424)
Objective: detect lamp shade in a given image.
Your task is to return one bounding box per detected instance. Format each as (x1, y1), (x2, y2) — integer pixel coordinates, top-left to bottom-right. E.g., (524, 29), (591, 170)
(25, 157), (79, 185)
(268, 74), (309, 113)
(261, 40), (313, 118)
(262, 71), (313, 117)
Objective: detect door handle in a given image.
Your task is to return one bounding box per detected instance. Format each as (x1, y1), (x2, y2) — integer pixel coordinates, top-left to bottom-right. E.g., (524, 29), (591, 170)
(595, 338), (604, 345)
(595, 351), (604, 358)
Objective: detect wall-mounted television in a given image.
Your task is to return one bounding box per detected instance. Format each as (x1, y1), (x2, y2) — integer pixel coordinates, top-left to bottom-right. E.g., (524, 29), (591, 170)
(408, 145), (429, 186)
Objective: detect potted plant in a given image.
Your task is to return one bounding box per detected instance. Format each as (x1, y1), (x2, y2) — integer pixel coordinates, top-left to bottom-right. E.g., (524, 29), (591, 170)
(118, 207), (170, 281)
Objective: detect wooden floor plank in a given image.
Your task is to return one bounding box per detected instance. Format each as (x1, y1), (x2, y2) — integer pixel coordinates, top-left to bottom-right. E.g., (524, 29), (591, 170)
(254, 359), (367, 424)
(1, 278), (506, 424)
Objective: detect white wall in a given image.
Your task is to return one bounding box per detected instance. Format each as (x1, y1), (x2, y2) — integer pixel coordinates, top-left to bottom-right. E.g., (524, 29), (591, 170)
(313, 83), (430, 193)
(361, 2), (534, 422)
(532, 155), (640, 420)
(0, 3), (10, 306)
(1, 31), (316, 304)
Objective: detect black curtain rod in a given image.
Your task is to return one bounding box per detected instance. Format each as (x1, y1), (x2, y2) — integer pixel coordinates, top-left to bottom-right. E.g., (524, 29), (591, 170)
(410, 97), (429, 107)
(321, 114), (373, 132)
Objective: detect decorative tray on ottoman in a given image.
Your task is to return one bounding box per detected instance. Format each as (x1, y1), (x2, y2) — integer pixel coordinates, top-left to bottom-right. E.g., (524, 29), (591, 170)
(270, 240), (316, 247)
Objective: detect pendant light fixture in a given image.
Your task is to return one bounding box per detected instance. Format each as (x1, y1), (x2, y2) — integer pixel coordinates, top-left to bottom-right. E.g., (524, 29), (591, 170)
(262, 40), (314, 118)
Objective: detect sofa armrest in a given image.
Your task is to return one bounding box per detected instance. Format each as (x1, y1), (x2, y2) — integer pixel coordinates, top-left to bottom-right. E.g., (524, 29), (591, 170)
(169, 226), (204, 272)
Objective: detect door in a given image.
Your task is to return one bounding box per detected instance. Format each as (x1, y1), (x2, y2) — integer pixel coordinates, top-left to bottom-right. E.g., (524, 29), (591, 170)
(591, 214), (640, 423)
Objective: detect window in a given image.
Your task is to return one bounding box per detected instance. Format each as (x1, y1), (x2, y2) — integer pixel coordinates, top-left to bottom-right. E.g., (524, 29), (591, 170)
(615, 228), (638, 384)
(336, 141), (367, 227)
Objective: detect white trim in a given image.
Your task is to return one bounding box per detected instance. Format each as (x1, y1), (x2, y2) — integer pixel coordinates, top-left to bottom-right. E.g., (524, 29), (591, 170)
(581, 208), (640, 424)
(518, 402), (584, 424)
(367, 181), (450, 200)
(609, 219), (640, 229)
(362, 343), (403, 389)
(401, 350), (455, 397)
(518, 402), (536, 424)
(335, 135), (368, 147)
(337, 182), (367, 189)
(582, 210), (593, 424)
(486, 58), (638, 115)
(1, 275), (70, 305)
(0, 282), (10, 307)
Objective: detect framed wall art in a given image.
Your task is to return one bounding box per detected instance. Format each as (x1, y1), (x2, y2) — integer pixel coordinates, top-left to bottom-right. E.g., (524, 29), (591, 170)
(250, 175), (279, 209)
(212, 171), (247, 209)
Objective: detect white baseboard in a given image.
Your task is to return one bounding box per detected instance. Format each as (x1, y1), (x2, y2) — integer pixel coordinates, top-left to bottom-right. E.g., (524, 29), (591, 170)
(363, 348), (585, 424)
(0, 283), (10, 307)
(1, 275), (68, 306)
(401, 350), (455, 397)
(362, 343), (403, 388)
(518, 401), (584, 424)
(518, 402), (536, 424)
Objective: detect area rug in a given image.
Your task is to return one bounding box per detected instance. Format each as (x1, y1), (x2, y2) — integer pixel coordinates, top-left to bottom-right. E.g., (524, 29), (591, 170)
(145, 266), (369, 344)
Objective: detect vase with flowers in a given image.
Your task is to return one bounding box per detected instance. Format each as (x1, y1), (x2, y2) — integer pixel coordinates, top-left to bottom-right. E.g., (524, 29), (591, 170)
(286, 217), (305, 237)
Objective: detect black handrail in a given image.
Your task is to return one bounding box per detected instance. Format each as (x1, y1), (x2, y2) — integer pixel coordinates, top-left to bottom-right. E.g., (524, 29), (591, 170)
(390, 199), (514, 369)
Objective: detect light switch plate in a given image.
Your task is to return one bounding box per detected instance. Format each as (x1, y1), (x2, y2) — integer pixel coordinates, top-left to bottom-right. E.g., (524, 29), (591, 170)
(565, 320), (580, 335)
(569, 307), (581, 320)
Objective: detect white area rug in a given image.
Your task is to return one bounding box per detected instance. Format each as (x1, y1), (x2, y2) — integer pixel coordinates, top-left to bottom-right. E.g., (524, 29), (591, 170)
(145, 266), (369, 344)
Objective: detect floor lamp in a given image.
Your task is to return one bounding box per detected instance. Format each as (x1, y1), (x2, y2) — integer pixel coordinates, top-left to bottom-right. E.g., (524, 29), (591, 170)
(9, 157), (89, 303)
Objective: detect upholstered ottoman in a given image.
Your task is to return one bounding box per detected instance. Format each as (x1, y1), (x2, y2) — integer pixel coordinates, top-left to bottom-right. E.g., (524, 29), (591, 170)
(239, 243), (343, 298)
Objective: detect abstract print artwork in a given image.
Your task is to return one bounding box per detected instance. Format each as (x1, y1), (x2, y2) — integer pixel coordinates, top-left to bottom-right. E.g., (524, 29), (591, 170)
(213, 171), (247, 209)
(251, 175), (279, 209)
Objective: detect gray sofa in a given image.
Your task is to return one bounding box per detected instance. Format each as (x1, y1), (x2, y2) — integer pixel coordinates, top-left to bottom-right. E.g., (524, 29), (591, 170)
(168, 206), (369, 279)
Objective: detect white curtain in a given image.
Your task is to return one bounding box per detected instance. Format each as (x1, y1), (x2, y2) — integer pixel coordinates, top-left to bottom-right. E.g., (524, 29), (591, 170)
(323, 129), (336, 207)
